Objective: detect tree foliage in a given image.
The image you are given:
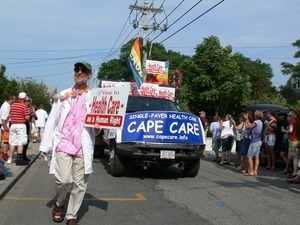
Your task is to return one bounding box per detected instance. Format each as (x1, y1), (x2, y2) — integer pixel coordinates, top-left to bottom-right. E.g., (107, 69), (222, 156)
(18, 78), (52, 111)
(178, 36), (289, 116)
(279, 39), (300, 107)
(233, 53), (283, 104)
(2, 36), (295, 117)
(96, 35), (292, 117)
(178, 36), (251, 116)
(281, 39), (300, 80)
(0, 66), (52, 112)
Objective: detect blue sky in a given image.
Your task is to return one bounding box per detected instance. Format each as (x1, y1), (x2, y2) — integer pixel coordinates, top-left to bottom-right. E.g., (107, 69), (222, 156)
(0, 0), (299, 92)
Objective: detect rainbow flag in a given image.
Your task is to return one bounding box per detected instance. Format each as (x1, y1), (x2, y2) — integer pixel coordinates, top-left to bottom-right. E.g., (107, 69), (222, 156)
(128, 37), (143, 87)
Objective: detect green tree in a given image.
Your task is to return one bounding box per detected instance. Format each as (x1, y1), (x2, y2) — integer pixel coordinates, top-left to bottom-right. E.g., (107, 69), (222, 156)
(0, 65), (19, 103)
(18, 78), (52, 111)
(96, 36), (288, 117)
(0, 67), (51, 111)
(178, 36), (251, 116)
(166, 49), (190, 71)
(97, 58), (130, 81)
(0, 65), (9, 102)
(279, 81), (299, 106)
(280, 39), (300, 106)
(281, 39), (300, 80)
(233, 53), (285, 105)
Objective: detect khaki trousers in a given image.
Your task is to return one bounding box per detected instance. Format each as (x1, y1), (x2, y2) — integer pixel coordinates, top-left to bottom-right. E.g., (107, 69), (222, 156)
(54, 152), (89, 220)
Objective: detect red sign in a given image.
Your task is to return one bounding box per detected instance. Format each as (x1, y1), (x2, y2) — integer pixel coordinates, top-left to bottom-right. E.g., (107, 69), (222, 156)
(85, 115), (123, 127)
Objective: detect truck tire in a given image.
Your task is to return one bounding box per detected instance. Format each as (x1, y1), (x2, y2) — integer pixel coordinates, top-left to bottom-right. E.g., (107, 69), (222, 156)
(182, 158), (200, 177)
(94, 145), (105, 158)
(109, 140), (125, 177)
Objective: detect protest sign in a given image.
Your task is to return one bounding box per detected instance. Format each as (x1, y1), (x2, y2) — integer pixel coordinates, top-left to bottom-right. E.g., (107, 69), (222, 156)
(85, 87), (130, 129)
(121, 111), (205, 144)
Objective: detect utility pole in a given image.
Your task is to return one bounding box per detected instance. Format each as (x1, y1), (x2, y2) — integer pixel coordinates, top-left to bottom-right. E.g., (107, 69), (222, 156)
(129, 0), (166, 76)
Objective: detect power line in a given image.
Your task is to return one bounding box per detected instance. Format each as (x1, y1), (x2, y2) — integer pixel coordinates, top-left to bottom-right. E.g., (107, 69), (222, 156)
(93, 15), (131, 71)
(93, 0), (145, 73)
(151, 0), (203, 42)
(165, 45), (294, 49)
(3, 52), (110, 65)
(157, 0), (225, 44)
(0, 48), (108, 52)
(0, 44), (293, 56)
(146, 0), (185, 39)
(233, 46), (294, 49)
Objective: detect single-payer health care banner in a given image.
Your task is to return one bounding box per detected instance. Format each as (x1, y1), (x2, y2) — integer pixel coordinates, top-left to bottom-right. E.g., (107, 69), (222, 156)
(85, 86), (130, 129)
(121, 111), (205, 144)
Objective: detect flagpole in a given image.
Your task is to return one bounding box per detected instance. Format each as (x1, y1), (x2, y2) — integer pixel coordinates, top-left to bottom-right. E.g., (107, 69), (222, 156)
(142, 0), (149, 82)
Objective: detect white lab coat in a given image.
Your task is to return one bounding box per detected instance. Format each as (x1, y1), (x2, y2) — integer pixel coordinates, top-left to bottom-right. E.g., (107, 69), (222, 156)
(39, 88), (95, 174)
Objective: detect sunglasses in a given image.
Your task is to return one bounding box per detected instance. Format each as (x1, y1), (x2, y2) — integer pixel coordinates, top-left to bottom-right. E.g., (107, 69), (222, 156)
(74, 67), (89, 73)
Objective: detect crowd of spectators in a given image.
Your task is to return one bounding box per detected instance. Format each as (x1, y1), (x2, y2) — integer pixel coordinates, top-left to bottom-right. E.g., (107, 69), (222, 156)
(0, 92), (48, 179)
(203, 108), (300, 183)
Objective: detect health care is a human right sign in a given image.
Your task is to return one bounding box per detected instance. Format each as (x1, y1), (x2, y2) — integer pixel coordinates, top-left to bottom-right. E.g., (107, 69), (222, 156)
(85, 86), (130, 129)
(121, 111), (205, 144)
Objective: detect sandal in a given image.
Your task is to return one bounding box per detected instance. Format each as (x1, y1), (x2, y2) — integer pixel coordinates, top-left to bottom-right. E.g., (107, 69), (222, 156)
(280, 170), (288, 174)
(212, 159), (221, 163)
(287, 174), (297, 178)
(243, 173), (254, 176)
(286, 178), (300, 184)
(52, 204), (64, 223)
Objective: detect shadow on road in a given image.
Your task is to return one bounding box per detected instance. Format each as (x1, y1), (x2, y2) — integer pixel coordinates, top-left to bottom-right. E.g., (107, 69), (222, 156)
(96, 155), (186, 180)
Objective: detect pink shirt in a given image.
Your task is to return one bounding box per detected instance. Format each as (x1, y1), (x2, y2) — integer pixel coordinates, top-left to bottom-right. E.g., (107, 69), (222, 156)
(56, 93), (87, 156)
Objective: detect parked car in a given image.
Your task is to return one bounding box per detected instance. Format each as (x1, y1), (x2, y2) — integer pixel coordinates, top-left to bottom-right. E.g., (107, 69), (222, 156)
(244, 104), (289, 165)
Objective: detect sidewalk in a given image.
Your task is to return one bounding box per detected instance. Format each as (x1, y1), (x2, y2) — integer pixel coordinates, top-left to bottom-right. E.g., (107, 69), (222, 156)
(0, 142), (40, 199)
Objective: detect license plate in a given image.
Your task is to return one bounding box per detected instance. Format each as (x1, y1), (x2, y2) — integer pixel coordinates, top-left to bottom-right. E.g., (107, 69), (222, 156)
(160, 150), (175, 159)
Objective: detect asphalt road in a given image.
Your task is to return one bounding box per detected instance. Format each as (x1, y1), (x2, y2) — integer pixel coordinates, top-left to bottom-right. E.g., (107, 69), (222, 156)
(0, 152), (299, 225)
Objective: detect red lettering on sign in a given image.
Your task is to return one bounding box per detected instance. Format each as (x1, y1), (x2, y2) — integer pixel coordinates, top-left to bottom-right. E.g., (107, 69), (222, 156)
(90, 96), (107, 114)
(107, 96), (121, 115)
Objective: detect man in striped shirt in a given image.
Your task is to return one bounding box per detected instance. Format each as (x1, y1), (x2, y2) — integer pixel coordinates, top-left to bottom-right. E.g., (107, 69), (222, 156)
(8, 92), (30, 165)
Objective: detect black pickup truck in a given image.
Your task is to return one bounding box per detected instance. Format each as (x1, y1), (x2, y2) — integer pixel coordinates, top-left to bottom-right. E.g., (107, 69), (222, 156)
(100, 95), (205, 177)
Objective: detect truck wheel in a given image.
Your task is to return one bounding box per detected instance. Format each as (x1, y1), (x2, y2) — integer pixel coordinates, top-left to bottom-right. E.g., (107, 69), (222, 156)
(182, 159), (200, 177)
(94, 145), (105, 158)
(109, 140), (125, 177)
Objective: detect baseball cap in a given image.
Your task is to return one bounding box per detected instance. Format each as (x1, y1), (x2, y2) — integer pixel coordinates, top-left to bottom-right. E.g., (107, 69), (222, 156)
(74, 61), (92, 72)
(18, 92), (27, 99)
